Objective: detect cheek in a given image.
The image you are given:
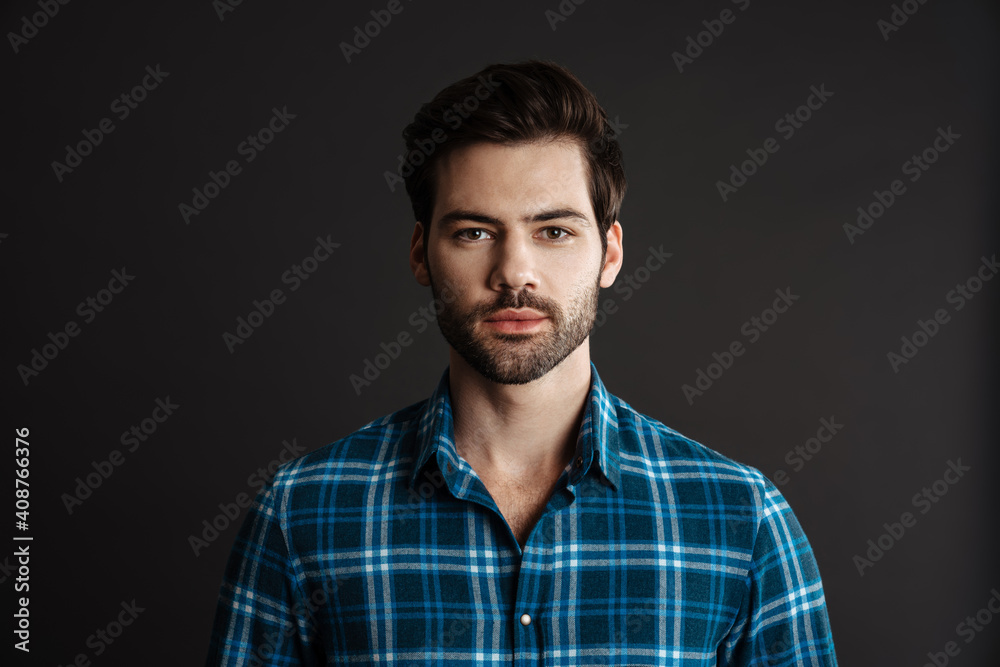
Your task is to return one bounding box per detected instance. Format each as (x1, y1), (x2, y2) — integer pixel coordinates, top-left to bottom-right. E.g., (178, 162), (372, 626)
(549, 256), (601, 290)
(435, 266), (480, 301)
(431, 247), (480, 279)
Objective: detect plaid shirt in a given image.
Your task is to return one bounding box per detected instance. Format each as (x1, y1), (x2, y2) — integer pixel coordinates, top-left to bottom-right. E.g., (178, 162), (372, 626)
(206, 362), (837, 666)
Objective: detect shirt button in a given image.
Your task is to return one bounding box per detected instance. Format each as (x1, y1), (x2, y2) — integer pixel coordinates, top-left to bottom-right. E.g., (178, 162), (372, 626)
(520, 613), (531, 626)
(446, 462), (452, 473)
(575, 456), (583, 467)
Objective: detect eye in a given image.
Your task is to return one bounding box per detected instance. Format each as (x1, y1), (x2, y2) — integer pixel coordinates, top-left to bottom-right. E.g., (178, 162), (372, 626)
(541, 227), (572, 241)
(454, 228), (494, 242)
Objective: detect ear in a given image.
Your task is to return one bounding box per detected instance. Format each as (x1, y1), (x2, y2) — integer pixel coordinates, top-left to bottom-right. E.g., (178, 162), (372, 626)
(409, 221), (431, 287)
(600, 220), (624, 288)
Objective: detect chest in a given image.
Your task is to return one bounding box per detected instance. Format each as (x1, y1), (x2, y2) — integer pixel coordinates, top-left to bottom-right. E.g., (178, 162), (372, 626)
(293, 478), (747, 664)
(479, 472), (562, 547)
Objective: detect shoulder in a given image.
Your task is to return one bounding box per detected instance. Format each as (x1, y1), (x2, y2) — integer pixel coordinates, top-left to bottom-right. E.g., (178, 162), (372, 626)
(612, 397), (790, 530)
(612, 397), (775, 494)
(268, 398), (426, 495)
(609, 396), (805, 556)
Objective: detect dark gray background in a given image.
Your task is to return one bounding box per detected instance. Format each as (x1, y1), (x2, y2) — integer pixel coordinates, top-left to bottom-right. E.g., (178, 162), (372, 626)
(4, 0), (998, 664)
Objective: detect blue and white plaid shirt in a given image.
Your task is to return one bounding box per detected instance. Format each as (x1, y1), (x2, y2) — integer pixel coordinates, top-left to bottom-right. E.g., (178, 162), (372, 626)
(206, 362), (837, 665)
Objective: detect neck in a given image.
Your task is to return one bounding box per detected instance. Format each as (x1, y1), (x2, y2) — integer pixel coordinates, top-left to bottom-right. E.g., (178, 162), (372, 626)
(449, 340), (593, 478)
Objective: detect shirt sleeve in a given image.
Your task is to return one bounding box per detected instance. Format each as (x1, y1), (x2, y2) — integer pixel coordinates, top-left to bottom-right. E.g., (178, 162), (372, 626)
(204, 477), (327, 666)
(718, 475), (838, 666)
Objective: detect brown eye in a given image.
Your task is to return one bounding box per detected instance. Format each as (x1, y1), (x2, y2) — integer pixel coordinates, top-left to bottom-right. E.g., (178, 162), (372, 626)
(456, 228), (491, 241)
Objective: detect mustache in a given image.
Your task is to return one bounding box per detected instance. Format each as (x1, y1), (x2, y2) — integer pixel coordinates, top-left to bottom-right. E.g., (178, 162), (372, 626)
(472, 290), (556, 320)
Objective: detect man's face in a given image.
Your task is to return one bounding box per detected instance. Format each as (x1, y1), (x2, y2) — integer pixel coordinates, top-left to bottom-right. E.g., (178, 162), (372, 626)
(412, 138), (619, 385)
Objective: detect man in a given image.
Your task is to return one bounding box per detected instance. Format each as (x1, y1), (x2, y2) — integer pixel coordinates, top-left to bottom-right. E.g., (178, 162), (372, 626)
(206, 60), (837, 665)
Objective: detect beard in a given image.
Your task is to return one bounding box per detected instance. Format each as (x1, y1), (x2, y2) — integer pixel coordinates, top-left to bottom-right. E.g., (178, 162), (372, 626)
(428, 263), (603, 385)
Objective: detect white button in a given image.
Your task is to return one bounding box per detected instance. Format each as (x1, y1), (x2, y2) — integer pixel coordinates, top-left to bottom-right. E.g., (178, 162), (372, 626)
(520, 613), (531, 626)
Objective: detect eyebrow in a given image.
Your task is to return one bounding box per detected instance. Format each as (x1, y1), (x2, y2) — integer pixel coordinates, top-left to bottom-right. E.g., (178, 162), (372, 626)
(437, 208), (592, 228)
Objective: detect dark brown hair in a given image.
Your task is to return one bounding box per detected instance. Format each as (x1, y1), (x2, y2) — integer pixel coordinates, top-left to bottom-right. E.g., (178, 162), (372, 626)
(399, 60), (626, 256)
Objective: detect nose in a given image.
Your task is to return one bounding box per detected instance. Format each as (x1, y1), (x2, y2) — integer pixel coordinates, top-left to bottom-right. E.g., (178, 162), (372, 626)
(489, 231), (539, 292)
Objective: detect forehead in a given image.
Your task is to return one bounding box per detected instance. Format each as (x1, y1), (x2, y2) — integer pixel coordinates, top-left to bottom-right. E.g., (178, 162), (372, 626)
(431, 139), (593, 223)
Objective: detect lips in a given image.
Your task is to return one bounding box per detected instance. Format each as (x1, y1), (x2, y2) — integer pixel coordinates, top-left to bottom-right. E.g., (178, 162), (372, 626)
(484, 309), (547, 322)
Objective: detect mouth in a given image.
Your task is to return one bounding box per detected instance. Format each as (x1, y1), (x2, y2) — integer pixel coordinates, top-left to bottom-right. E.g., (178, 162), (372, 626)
(483, 309), (548, 333)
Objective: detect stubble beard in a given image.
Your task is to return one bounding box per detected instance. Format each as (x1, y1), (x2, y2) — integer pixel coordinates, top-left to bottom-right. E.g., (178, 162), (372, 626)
(429, 263), (603, 385)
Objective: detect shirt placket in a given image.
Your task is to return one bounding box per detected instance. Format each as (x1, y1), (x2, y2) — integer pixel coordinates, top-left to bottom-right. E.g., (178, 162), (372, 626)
(512, 478), (576, 666)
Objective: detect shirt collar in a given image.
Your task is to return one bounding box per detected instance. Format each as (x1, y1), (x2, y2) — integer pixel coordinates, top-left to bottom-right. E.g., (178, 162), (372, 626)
(408, 361), (622, 492)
